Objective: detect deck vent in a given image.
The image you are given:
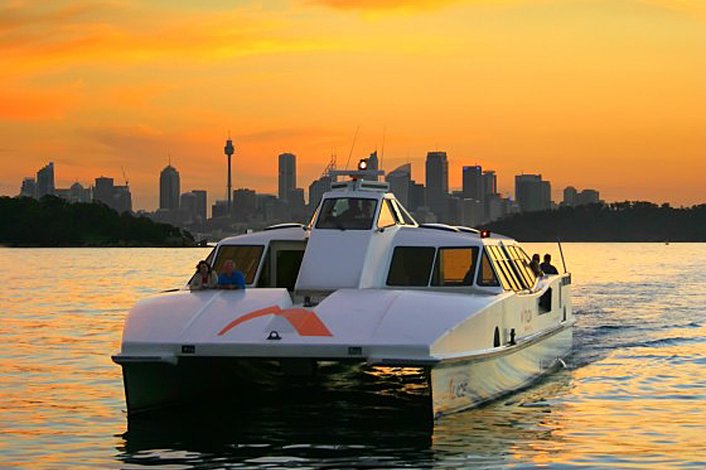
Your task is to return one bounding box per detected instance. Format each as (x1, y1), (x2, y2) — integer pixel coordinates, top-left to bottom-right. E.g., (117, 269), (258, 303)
(263, 223), (306, 231)
(267, 331), (282, 341)
(181, 345), (195, 354)
(348, 346), (362, 356)
(419, 223), (459, 233)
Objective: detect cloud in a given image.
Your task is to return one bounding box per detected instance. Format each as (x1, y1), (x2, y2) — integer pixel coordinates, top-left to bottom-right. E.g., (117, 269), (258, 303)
(308, 0), (461, 11)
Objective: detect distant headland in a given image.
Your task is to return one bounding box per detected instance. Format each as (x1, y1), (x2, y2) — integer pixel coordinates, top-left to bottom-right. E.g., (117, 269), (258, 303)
(483, 202), (706, 242)
(0, 196), (196, 247)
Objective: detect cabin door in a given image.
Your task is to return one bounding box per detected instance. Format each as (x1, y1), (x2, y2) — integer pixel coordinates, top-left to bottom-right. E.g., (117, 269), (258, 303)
(267, 241), (306, 291)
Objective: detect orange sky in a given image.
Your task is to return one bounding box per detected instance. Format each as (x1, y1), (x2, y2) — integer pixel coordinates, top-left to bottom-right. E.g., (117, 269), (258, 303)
(1, 0), (705, 210)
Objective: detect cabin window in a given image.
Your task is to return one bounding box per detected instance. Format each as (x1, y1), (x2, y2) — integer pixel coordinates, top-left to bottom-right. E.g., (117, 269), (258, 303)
(315, 198), (377, 230)
(477, 250), (501, 287)
(387, 247), (436, 286)
(377, 199), (398, 229)
(504, 245), (537, 288)
(390, 199), (416, 226)
(432, 247), (479, 286)
(486, 246), (520, 291)
(213, 245), (264, 284)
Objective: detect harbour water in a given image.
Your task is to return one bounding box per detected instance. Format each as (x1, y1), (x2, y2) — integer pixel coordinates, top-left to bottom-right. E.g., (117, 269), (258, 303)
(1, 244), (704, 468)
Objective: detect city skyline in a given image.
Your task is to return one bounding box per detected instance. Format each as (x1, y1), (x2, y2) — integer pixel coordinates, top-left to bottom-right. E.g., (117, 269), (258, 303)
(1, 1), (705, 209)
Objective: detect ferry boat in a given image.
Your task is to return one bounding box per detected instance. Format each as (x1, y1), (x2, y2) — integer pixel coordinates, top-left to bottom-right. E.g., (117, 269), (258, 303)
(112, 162), (573, 418)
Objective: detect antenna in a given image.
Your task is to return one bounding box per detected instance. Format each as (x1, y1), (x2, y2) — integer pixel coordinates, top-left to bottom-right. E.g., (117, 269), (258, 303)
(121, 166), (129, 187)
(380, 126), (386, 171)
(344, 125), (360, 170)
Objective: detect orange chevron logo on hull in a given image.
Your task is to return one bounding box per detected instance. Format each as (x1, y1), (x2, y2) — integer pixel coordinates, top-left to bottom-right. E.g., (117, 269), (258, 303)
(218, 305), (333, 337)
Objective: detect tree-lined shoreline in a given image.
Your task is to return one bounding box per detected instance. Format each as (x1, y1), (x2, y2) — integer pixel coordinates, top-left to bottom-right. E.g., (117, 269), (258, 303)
(0, 196), (196, 247)
(483, 202), (706, 242)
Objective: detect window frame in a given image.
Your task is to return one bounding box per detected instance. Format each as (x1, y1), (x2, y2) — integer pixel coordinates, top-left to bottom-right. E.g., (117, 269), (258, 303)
(212, 244), (266, 285)
(486, 245), (523, 292)
(386, 245), (437, 287)
(431, 246), (480, 287)
(377, 198), (399, 230)
(315, 197), (379, 231)
(476, 248), (501, 287)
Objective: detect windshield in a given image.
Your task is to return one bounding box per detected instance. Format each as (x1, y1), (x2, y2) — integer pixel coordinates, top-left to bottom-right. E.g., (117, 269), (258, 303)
(315, 198), (378, 230)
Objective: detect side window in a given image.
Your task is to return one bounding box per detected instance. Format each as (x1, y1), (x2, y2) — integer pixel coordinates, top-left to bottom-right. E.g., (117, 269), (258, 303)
(505, 245), (537, 288)
(390, 199), (416, 226)
(477, 249), (501, 287)
(377, 199), (398, 229)
(316, 198), (377, 230)
(487, 245), (520, 291)
(387, 247), (436, 286)
(432, 247), (479, 286)
(213, 245), (264, 284)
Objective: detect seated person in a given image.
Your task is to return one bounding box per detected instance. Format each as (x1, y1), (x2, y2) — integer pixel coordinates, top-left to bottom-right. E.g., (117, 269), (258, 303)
(529, 253), (543, 277)
(189, 260), (218, 290)
(540, 253), (559, 275)
(217, 259), (246, 289)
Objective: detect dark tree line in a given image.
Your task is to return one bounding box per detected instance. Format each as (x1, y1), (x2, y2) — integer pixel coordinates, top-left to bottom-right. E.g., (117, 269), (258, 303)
(482, 202), (706, 242)
(0, 196), (196, 247)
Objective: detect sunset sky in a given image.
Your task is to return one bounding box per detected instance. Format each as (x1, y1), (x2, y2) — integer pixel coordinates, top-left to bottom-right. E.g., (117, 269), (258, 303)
(1, 0), (704, 211)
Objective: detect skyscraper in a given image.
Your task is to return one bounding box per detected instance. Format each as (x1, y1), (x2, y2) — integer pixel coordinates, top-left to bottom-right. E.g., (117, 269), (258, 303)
(308, 175), (332, 210)
(93, 177), (115, 206)
(482, 170), (497, 197)
(368, 150), (379, 171)
(425, 151), (449, 221)
(386, 163), (411, 208)
(563, 186), (578, 206)
(515, 174), (551, 212)
(20, 178), (36, 198)
(278, 153), (296, 202)
(160, 164), (180, 211)
(191, 190), (207, 221)
(462, 165), (482, 201)
(36, 162), (55, 198)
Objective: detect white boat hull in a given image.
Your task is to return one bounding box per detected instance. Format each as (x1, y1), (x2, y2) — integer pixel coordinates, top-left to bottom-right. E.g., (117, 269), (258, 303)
(117, 322), (572, 418)
(431, 323), (572, 417)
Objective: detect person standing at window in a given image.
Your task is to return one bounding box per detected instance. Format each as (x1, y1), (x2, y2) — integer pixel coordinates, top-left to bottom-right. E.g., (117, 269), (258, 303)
(540, 254), (559, 275)
(189, 260), (218, 290)
(218, 259), (246, 289)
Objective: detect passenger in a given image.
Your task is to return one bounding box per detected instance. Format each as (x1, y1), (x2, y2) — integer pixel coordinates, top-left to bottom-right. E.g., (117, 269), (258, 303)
(340, 200), (362, 223)
(540, 254), (559, 275)
(189, 260), (218, 290)
(217, 259), (246, 290)
(529, 253), (543, 277)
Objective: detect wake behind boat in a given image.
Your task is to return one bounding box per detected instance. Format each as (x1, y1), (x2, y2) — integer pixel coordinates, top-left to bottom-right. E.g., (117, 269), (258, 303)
(112, 162), (573, 418)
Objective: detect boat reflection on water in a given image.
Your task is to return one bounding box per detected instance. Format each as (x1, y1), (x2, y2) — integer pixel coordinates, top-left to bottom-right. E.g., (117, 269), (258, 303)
(117, 367), (574, 468)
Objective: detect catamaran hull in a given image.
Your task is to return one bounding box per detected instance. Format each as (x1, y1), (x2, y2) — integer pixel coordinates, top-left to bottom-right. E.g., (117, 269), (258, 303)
(431, 324), (573, 417)
(116, 324), (571, 417)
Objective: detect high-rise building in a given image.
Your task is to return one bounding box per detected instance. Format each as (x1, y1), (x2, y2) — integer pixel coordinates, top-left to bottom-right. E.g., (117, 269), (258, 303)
(409, 182), (425, 213)
(113, 184), (132, 213)
(159, 164), (180, 211)
(233, 188), (257, 221)
(368, 151), (379, 171)
(515, 174), (551, 212)
(94, 177), (115, 206)
(93, 176), (131, 213)
(563, 186), (578, 206)
(20, 177), (36, 198)
(482, 171), (497, 197)
(462, 165), (482, 201)
(386, 163), (412, 208)
(425, 151), (449, 221)
(191, 190), (207, 221)
(308, 175), (332, 211)
(180, 192), (197, 223)
(278, 153), (296, 202)
(577, 189), (600, 206)
(36, 162), (55, 198)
